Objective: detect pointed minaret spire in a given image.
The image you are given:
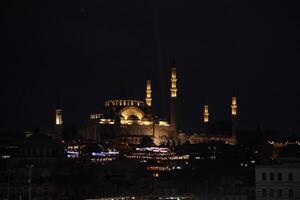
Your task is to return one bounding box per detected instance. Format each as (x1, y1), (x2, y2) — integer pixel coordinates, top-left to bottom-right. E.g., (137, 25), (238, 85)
(171, 57), (176, 69)
(145, 80), (152, 107)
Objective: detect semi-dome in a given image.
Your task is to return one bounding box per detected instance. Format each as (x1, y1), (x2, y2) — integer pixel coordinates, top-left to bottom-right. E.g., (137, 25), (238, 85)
(119, 106), (145, 120)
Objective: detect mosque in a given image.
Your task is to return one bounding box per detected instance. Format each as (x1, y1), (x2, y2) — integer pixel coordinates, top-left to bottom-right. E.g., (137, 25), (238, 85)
(53, 65), (238, 146)
(82, 67), (178, 146)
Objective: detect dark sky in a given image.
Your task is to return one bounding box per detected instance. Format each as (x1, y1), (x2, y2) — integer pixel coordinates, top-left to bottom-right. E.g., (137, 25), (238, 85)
(1, 0), (300, 134)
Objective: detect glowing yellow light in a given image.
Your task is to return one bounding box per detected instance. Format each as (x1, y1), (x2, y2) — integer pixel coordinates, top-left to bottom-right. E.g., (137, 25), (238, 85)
(99, 118), (115, 125)
(119, 107), (144, 121)
(145, 80), (152, 107)
(170, 68), (177, 98)
(159, 121), (170, 126)
(55, 109), (63, 125)
(203, 105), (209, 123)
(231, 96), (237, 116)
(142, 121), (153, 125)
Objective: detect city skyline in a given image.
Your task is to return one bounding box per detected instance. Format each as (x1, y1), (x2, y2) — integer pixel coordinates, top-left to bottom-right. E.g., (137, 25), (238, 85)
(1, 1), (300, 200)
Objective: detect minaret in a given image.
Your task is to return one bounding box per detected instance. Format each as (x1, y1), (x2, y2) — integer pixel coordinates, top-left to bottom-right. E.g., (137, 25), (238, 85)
(145, 80), (152, 107)
(54, 93), (63, 141)
(203, 105), (209, 124)
(55, 108), (63, 126)
(231, 96), (237, 144)
(170, 67), (177, 141)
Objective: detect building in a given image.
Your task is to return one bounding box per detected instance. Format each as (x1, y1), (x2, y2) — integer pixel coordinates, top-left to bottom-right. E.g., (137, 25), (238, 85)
(1, 133), (117, 200)
(82, 67), (178, 146)
(80, 64), (239, 147)
(256, 157), (300, 200)
(0, 133), (70, 200)
(186, 95), (238, 145)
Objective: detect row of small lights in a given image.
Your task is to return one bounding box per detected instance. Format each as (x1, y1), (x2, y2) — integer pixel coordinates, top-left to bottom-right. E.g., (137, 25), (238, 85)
(88, 196), (190, 200)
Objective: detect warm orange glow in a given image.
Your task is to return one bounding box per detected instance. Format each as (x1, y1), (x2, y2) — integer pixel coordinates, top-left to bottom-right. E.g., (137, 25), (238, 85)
(99, 118), (115, 125)
(145, 80), (152, 107)
(203, 105), (209, 123)
(170, 68), (177, 98)
(231, 96), (237, 116)
(159, 120), (170, 126)
(141, 120), (152, 125)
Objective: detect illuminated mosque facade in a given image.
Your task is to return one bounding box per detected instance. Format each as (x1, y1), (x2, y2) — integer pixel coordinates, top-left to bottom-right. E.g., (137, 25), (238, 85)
(83, 68), (178, 146)
(53, 65), (238, 146)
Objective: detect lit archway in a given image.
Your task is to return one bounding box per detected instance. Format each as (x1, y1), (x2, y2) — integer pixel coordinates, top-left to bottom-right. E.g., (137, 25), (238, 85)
(119, 106), (145, 121)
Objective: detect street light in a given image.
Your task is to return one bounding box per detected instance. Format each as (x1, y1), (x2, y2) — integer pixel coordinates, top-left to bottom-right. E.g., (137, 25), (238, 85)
(27, 165), (34, 200)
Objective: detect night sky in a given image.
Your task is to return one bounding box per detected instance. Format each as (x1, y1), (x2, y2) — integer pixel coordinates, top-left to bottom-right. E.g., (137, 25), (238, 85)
(1, 0), (300, 135)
